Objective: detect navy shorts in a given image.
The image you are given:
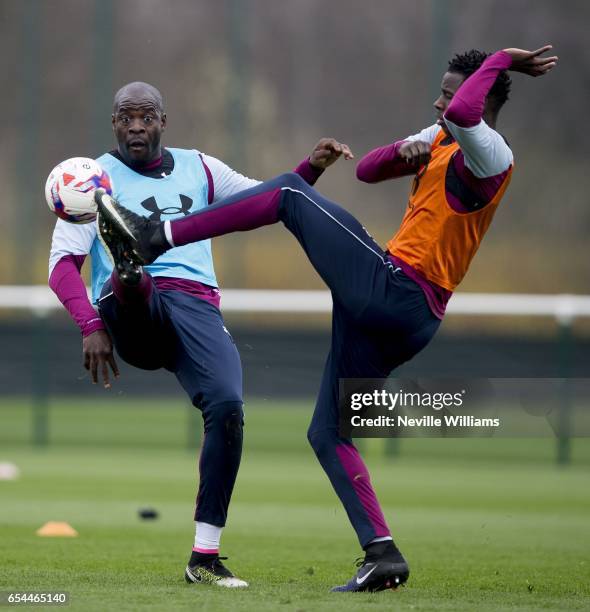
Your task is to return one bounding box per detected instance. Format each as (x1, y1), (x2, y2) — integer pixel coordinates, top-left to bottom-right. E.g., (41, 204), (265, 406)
(98, 280), (243, 411)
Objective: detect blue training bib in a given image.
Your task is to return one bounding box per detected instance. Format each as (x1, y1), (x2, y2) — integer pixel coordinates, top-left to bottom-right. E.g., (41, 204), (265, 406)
(90, 148), (216, 303)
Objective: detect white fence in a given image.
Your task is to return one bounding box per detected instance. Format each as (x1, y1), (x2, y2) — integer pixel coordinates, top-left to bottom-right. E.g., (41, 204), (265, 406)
(2, 286), (590, 324)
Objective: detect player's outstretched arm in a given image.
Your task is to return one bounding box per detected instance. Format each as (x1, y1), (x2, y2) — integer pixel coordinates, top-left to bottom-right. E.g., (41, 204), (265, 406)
(49, 221), (119, 388)
(443, 46), (556, 179)
(204, 138), (352, 204)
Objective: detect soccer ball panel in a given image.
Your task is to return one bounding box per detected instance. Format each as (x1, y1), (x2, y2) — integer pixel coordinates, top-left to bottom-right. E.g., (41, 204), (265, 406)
(45, 157), (113, 224)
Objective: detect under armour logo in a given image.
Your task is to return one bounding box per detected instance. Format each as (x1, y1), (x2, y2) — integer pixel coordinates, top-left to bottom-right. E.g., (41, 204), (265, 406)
(140, 194), (193, 221)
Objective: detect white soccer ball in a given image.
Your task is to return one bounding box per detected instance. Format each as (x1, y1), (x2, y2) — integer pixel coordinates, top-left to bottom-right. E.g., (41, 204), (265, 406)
(45, 157), (113, 224)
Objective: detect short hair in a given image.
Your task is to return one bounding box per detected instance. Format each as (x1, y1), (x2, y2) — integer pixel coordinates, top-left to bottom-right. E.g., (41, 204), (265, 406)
(448, 50), (511, 111)
(113, 82), (164, 113)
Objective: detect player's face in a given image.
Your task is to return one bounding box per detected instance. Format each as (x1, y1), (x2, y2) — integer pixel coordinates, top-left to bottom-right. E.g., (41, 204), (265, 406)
(112, 99), (167, 166)
(433, 71), (465, 134)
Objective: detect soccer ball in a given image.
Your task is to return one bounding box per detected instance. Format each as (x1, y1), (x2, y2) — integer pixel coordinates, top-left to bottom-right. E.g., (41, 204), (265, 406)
(45, 157), (112, 224)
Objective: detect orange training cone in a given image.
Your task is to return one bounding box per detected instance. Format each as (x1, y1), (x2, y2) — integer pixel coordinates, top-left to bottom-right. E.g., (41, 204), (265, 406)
(36, 522), (79, 537)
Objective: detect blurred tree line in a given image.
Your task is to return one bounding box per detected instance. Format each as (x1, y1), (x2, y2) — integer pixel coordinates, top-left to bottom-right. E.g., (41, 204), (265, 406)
(1, 0), (588, 293)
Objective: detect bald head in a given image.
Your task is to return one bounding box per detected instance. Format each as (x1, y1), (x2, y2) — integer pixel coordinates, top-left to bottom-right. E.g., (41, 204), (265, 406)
(113, 81), (164, 113)
(111, 81), (167, 166)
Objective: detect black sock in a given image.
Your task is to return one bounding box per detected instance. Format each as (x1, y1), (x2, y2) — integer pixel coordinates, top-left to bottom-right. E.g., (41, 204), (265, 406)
(363, 539), (400, 561)
(189, 550), (218, 566)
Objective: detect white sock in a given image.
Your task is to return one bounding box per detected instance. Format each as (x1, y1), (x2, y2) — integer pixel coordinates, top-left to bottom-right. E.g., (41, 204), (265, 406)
(193, 521), (223, 553)
(369, 536), (393, 545)
(163, 220), (175, 247)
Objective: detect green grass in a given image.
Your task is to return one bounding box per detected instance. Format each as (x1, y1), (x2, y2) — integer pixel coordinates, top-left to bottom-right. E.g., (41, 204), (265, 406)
(1, 398), (589, 611)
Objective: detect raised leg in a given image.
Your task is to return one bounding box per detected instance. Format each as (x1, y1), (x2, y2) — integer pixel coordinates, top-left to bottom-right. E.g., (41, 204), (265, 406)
(169, 173), (393, 318)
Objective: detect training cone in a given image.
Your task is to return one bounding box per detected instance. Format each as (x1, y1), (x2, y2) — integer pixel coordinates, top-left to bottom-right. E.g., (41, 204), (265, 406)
(36, 522), (78, 537)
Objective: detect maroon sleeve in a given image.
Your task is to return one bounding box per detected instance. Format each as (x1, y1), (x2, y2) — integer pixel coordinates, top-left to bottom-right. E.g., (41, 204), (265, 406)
(444, 51), (513, 128)
(49, 255), (105, 337)
(293, 158), (324, 186)
(356, 141), (418, 183)
(199, 154), (215, 204)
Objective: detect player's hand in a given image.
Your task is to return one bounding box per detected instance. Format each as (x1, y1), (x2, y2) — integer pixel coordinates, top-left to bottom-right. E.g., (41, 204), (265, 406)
(399, 141), (432, 167)
(309, 138), (354, 170)
(82, 329), (120, 389)
(503, 45), (558, 77)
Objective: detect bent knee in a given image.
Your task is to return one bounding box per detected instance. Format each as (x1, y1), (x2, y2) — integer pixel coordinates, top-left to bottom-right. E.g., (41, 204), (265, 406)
(203, 401), (244, 444)
(307, 428), (340, 456)
(224, 410), (244, 446)
(276, 172), (308, 191)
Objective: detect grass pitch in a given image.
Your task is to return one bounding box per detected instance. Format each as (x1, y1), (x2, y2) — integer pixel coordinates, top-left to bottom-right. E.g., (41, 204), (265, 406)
(1, 397), (589, 611)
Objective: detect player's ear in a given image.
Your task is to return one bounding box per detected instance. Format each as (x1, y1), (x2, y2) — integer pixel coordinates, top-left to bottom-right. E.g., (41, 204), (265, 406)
(111, 114), (116, 130)
(161, 113), (167, 131)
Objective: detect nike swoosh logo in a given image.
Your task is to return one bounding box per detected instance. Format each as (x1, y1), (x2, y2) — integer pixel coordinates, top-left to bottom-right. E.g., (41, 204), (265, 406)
(356, 564), (377, 585)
